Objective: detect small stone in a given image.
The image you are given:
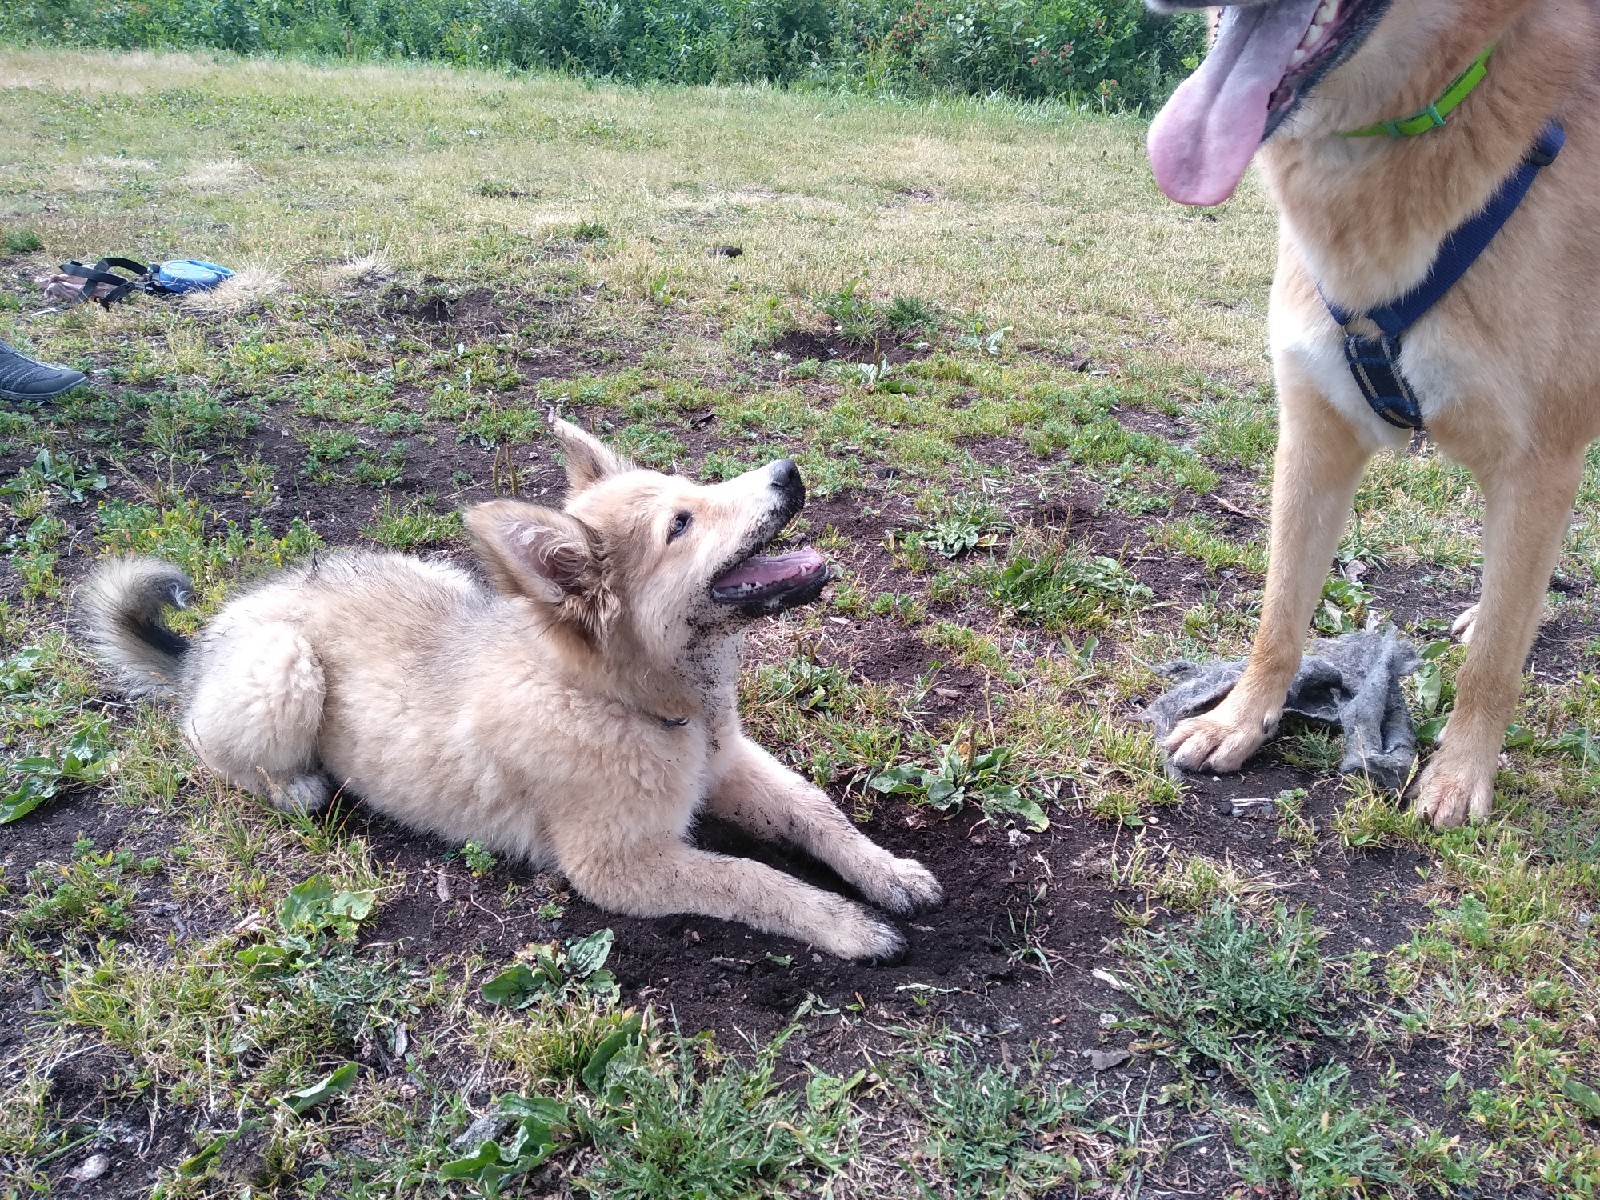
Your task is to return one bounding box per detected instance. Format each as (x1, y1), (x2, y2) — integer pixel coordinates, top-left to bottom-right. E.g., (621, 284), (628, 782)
(452, 1114), (510, 1151)
(68, 1154), (111, 1183)
(1229, 796), (1276, 818)
(1089, 1049), (1131, 1072)
(1091, 968), (1125, 991)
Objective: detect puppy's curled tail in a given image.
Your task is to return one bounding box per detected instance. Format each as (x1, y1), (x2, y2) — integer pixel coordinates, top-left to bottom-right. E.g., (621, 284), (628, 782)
(78, 556), (194, 699)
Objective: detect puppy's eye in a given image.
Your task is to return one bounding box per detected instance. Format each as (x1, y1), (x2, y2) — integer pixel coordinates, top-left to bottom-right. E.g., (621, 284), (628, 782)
(667, 511), (693, 542)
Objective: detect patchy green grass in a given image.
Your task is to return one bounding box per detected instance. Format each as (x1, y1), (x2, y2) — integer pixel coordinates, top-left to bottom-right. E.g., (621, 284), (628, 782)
(1115, 902), (1333, 1073)
(1228, 1066), (1408, 1199)
(895, 1036), (1098, 1196)
(362, 494), (464, 550)
(575, 1030), (848, 1200)
(1, 47), (1598, 1200)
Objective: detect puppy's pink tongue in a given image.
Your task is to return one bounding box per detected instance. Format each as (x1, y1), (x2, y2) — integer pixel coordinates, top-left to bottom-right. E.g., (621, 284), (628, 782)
(1148, 0), (1324, 206)
(713, 548), (823, 590)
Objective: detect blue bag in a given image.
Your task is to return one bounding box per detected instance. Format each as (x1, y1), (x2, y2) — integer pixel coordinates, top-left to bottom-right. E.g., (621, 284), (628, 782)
(55, 257), (235, 307)
(151, 259), (234, 294)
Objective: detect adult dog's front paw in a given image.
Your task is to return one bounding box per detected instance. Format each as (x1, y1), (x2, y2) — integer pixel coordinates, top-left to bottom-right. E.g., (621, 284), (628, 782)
(861, 856), (944, 917)
(1162, 708), (1271, 774)
(1411, 758), (1495, 829)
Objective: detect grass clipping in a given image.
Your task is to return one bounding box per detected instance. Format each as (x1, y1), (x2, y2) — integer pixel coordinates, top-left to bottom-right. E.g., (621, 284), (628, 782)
(179, 264), (284, 315)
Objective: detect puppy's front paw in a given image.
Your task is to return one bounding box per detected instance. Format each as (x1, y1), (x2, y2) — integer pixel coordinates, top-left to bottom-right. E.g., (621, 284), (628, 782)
(1411, 759), (1495, 829)
(862, 856), (943, 917)
(818, 902), (907, 963)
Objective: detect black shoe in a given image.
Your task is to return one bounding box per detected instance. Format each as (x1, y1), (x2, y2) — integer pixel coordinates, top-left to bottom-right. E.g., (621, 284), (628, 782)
(0, 341), (87, 402)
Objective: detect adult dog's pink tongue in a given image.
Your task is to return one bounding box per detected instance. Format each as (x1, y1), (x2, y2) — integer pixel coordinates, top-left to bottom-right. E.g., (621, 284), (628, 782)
(1148, 0), (1324, 206)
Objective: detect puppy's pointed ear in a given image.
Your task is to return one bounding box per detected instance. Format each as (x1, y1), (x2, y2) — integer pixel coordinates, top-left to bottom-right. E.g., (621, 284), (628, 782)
(464, 501), (617, 641)
(548, 414), (632, 495)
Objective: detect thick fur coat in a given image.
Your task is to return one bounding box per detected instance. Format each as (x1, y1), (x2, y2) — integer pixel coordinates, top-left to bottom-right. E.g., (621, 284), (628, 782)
(81, 420), (941, 959)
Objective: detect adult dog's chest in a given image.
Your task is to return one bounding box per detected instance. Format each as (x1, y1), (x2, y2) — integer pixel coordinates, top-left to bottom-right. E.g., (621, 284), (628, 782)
(1268, 244), (1526, 453)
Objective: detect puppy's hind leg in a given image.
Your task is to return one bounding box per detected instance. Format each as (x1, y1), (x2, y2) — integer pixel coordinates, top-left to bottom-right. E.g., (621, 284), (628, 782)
(185, 620), (331, 813)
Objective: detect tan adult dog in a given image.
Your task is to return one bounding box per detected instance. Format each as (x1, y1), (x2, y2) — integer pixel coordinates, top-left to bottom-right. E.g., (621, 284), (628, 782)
(1143, 0), (1600, 825)
(80, 419), (941, 959)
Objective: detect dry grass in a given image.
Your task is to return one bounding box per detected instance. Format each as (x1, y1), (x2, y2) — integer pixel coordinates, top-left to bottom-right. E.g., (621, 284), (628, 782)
(4, 47), (1599, 1200)
(0, 48), (1276, 382)
(178, 158), (258, 192)
(177, 263), (286, 314)
(312, 252), (395, 294)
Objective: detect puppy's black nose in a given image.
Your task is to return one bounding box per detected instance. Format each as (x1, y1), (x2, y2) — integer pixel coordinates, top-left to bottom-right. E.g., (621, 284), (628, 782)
(771, 458), (803, 499)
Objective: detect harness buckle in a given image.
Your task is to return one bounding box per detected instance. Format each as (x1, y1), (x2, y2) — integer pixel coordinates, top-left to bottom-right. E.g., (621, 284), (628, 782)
(1343, 334), (1425, 430)
(1528, 120), (1564, 167)
(1321, 119), (1562, 437)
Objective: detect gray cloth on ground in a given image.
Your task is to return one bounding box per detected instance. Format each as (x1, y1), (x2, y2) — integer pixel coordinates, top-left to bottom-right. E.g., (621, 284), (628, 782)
(1140, 629), (1420, 789)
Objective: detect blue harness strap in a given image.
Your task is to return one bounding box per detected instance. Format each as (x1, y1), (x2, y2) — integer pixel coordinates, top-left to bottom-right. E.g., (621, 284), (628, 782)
(1321, 120), (1565, 430)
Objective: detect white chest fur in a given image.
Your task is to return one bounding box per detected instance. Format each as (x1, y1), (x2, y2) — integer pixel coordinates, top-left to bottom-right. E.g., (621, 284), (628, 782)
(1271, 291), (1538, 457)
(1268, 195), (1549, 457)
(1270, 300), (1418, 451)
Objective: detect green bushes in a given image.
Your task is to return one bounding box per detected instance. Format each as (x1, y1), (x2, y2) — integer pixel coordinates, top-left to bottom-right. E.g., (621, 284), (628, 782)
(862, 0), (1198, 104)
(1, 0), (1204, 108)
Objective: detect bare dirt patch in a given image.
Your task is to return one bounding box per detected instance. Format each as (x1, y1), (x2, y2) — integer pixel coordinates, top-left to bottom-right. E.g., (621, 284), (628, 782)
(767, 327), (933, 367)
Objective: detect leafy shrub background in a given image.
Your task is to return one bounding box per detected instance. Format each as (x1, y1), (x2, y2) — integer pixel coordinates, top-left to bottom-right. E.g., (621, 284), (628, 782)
(1, 0), (1204, 108)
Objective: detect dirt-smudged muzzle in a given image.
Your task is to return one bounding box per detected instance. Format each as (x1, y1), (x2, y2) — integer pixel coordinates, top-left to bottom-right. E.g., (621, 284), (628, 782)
(709, 458), (831, 614)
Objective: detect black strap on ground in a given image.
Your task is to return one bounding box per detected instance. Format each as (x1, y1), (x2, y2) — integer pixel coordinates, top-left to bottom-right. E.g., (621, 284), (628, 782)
(58, 258), (155, 308)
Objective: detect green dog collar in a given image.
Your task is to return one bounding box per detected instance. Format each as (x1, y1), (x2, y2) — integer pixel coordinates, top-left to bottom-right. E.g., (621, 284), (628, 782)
(1340, 44), (1495, 138)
